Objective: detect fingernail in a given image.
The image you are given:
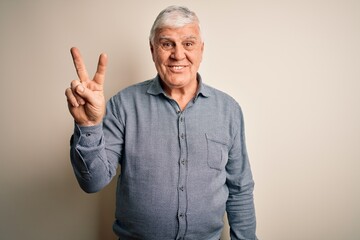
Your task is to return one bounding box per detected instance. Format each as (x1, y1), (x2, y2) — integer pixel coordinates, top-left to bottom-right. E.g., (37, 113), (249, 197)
(72, 102), (79, 107)
(77, 84), (84, 93)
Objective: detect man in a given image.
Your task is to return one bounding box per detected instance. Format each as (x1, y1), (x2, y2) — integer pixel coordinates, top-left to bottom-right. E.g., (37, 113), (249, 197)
(65, 5), (257, 240)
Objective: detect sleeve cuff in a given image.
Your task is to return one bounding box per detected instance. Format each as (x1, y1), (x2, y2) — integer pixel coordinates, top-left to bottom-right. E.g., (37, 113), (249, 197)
(74, 123), (103, 147)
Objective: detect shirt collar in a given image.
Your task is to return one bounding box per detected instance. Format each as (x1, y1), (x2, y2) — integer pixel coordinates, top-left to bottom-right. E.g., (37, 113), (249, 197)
(147, 73), (211, 99)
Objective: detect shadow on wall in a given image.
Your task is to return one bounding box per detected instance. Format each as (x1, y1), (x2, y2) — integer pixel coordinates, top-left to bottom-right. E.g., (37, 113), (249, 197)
(0, 159), (100, 239)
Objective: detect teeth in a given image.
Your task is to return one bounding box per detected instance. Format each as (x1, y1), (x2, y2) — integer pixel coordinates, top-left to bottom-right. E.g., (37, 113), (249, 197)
(170, 66), (184, 70)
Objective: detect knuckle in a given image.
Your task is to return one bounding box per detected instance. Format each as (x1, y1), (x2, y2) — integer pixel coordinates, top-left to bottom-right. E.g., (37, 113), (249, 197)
(65, 87), (72, 96)
(70, 79), (81, 88)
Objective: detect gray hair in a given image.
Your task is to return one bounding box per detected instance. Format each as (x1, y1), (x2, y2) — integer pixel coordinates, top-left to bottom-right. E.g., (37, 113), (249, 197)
(149, 6), (201, 43)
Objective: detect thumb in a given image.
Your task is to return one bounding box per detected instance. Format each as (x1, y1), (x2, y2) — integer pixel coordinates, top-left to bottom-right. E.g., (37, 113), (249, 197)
(75, 84), (95, 104)
(76, 84), (85, 94)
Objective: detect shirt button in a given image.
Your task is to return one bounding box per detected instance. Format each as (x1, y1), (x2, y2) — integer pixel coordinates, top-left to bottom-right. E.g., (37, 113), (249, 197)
(179, 186), (184, 191)
(85, 133), (91, 137)
(179, 213), (185, 218)
(181, 133), (185, 139)
(181, 159), (186, 165)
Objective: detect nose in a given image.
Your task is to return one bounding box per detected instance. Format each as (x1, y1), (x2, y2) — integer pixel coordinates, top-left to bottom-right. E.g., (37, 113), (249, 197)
(171, 45), (186, 60)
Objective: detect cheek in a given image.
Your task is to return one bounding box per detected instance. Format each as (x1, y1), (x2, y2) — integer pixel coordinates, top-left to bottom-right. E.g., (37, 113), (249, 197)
(190, 56), (202, 66)
(153, 50), (168, 61)
(152, 54), (162, 66)
(198, 50), (204, 63)
(155, 56), (167, 67)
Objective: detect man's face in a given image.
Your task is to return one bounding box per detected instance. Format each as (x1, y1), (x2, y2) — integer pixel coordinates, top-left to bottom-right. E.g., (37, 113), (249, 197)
(150, 23), (204, 91)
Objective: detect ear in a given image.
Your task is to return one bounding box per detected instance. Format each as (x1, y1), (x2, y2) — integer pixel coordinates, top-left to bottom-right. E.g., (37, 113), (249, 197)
(150, 41), (155, 62)
(200, 42), (205, 62)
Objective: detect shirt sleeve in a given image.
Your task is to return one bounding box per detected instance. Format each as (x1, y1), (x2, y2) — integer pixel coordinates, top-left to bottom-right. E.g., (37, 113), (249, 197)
(226, 107), (257, 240)
(69, 98), (123, 193)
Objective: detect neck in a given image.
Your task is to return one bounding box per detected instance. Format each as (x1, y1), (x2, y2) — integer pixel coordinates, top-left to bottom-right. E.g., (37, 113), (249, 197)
(162, 80), (198, 111)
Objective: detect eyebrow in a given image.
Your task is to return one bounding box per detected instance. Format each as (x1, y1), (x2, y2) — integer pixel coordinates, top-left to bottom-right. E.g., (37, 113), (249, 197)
(158, 35), (198, 41)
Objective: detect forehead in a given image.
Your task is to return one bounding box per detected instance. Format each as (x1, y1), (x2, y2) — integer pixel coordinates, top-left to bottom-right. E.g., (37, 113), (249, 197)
(155, 23), (201, 41)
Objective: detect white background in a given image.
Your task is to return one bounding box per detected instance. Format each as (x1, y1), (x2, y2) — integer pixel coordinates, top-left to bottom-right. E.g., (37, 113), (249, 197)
(0, 0), (359, 239)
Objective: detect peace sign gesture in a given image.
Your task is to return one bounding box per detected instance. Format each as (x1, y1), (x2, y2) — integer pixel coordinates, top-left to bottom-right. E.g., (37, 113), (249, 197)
(65, 47), (108, 126)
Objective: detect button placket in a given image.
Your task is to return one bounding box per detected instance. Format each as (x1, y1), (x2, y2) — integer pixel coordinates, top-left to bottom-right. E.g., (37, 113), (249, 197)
(176, 112), (188, 239)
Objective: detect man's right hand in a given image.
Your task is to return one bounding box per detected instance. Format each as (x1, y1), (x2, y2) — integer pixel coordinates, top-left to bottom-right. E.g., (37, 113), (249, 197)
(65, 47), (108, 126)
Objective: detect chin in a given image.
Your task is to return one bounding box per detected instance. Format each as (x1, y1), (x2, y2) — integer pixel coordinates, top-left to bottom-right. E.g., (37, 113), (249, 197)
(168, 77), (189, 86)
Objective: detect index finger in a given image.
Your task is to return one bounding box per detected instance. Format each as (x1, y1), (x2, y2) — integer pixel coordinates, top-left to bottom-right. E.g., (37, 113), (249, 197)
(70, 47), (90, 83)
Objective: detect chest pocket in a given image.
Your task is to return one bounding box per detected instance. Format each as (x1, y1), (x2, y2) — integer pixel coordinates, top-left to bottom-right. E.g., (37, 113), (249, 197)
(205, 134), (229, 171)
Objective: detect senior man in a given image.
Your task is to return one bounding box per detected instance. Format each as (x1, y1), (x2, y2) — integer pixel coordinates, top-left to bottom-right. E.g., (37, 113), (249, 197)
(65, 5), (257, 240)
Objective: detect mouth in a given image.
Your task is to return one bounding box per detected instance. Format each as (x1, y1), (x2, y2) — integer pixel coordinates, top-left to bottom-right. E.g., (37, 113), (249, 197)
(168, 65), (188, 72)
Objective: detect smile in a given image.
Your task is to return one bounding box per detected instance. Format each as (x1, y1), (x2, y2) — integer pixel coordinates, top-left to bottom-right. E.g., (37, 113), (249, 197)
(168, 65), (187, 70)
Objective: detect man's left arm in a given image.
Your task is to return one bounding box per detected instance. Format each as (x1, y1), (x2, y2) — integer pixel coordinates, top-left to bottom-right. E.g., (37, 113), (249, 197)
(226, 107), (257, 240)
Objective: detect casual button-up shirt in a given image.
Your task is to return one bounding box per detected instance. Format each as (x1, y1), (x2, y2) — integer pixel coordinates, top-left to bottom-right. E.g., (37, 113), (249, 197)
(70, 74), (257, 240)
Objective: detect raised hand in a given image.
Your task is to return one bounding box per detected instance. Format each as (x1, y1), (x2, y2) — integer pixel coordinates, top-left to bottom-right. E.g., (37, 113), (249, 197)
(65, 47), (108, 126)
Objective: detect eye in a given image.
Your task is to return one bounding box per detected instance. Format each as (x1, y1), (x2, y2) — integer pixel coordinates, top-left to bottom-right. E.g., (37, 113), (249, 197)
(160, 42), (174, 50)
(184, 42), (195, 50)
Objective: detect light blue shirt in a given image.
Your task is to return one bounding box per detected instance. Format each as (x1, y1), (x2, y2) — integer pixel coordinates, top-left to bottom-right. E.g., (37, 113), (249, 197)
(70, 74), (257, 240)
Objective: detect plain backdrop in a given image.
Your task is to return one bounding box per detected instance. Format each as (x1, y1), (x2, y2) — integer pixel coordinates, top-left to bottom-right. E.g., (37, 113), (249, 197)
(1, 0), (359, 239)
